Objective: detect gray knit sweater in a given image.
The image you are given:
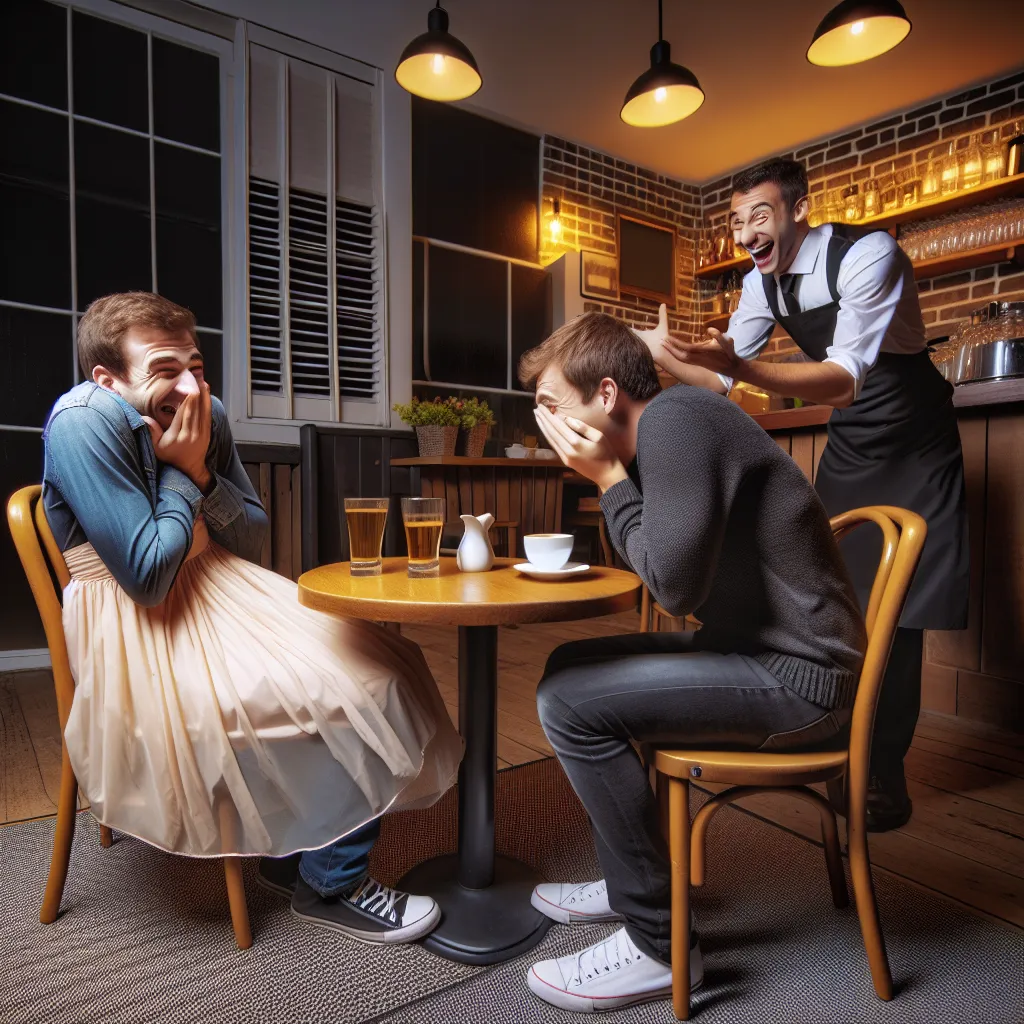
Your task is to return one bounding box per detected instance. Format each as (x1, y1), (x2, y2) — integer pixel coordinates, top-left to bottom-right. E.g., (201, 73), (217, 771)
(601, 386), (866, 710)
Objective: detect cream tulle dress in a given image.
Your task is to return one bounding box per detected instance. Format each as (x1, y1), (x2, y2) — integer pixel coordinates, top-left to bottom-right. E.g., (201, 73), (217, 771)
(61, 521), (463, 858)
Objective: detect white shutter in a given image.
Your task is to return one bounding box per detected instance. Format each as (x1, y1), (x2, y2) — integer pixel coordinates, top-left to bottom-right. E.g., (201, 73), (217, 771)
(246, 41), (384, 424)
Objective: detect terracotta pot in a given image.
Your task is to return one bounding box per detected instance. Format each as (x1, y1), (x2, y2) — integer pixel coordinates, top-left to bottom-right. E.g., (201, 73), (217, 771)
(415, 424), (458, 457)
(460, 423), (490, 458)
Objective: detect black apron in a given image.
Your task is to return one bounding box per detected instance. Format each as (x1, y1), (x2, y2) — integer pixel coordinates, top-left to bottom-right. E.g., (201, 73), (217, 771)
(763, 225), (968, 630)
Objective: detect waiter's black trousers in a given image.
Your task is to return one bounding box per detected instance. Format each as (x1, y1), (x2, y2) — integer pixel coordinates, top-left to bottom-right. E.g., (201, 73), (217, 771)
(871, 627), (923, 777)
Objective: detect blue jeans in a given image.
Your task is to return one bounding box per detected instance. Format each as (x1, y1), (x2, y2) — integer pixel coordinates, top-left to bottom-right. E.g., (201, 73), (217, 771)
(299, 819), (382, 897)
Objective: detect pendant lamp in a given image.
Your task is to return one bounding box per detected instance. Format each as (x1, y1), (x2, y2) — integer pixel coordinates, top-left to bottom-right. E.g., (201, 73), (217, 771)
(395, 2), (482, 102)
(807, 0), (912, 66)
(620, 0), (704, 127)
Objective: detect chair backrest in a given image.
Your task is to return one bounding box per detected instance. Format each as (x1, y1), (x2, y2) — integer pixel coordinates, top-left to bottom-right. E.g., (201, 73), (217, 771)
(829, 506), (927, 788)
(7, 485), (77, 732)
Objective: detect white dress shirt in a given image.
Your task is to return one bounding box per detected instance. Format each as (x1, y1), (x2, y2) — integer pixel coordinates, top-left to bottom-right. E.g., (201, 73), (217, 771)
(722, 224), (927, 399)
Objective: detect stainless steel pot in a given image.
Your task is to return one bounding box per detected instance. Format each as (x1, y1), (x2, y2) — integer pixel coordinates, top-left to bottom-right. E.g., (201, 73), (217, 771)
(961, 335), (1024, 383)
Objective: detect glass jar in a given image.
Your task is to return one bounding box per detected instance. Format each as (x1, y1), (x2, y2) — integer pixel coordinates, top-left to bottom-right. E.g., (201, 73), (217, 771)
(900, 169), (921, 207)
(880, 170), (899, 212)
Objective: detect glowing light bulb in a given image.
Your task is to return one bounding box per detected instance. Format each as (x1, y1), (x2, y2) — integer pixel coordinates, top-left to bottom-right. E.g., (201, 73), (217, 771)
(654, 87), (667, 103)
(549, 217), (562, 242)
(431, 53), (445, 74)
(850, 20), (865, 34)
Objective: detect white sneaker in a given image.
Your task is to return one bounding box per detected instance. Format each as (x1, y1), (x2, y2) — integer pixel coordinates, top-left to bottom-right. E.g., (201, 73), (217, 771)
(531, 880), (623, 924)
(527, 925), (703, 1013)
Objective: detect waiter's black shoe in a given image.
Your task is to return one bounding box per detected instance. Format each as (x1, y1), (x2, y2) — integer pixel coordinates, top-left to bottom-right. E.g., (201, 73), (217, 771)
(865, 772), (913, 832)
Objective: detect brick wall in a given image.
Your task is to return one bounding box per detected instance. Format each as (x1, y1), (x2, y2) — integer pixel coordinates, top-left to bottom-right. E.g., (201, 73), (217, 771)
(538, 68), (1023, 361)
(539, 138), (703, 337)
(699, 68), (1024, 359)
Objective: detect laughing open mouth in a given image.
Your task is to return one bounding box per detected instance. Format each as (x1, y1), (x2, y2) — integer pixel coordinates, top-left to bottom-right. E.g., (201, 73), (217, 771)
(746, 240), (775, 267)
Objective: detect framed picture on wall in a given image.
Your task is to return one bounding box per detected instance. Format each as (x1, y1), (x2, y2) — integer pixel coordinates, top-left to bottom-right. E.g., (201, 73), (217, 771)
(579, 249), (619, 301)
(617, 213), (676, 306)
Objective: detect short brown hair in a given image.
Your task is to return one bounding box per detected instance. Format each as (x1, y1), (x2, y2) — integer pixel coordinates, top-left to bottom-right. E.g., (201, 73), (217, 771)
(518, 312), (661, 402)
(731, 157), (808, 211)
(77, 292), (198, 379)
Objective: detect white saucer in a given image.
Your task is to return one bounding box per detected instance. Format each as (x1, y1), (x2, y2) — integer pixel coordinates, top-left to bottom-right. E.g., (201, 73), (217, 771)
(513, 561), (591, 580)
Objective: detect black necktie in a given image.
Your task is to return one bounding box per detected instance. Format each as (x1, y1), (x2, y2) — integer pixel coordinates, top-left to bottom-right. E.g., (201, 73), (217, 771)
(780, 274), (799, 316)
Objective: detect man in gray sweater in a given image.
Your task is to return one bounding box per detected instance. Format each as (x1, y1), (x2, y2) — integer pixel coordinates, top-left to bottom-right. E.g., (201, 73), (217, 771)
(518, 311), (866, 1014)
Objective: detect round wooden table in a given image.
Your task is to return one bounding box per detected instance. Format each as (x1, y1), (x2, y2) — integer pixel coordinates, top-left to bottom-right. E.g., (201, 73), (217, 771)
(298, 556), (640, 965)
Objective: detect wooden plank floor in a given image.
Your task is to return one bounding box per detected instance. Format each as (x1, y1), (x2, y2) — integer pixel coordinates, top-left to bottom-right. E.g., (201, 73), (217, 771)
(2, 611), (1021, 930)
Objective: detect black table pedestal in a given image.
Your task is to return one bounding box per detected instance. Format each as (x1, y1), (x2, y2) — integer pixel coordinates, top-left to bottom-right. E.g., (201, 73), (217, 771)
(398, 624), (551, 965)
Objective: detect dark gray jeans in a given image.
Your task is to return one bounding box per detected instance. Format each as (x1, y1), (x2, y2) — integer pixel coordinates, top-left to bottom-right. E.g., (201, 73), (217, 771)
(536, 631), (848, 964)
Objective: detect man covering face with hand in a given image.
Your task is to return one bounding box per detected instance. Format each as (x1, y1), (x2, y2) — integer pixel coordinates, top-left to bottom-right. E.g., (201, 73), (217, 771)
(517, 311), (865, 1014)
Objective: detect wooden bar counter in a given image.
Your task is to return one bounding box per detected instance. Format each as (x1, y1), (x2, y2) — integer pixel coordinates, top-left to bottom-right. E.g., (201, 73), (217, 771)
(750, 379), (1024, 733)
(390, 456), (570, 556)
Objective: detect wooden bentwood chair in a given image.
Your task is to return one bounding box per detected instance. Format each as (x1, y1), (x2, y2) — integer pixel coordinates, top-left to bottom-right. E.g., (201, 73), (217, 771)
(652, 506), (927, 1020)
(6, 486), (253, 949)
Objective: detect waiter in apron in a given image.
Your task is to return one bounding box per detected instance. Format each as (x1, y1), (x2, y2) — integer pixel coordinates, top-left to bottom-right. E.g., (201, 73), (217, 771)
(641, 157), (968, 832)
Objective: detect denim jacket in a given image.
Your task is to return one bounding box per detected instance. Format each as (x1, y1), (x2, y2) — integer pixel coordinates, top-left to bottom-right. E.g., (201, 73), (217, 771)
(43, 382), (269, 607)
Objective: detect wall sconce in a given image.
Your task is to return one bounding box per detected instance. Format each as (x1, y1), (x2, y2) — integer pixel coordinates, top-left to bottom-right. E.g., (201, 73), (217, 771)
(548, 198), (563, 244)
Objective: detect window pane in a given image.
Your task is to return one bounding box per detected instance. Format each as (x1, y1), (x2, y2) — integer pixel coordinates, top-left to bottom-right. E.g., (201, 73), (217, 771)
(427, 247), (507, 389)
(75, 195), (151, 308)
(0, 0), (67, 110)
(0, 306), (73, 426)
(0, 430), (47, 649)
(0, 100), (70, 308)
(0, 182), (71, 309)
(154, 142), (219, 225)
(197, 330), (222, 400)
(511, 265), (552, 393)
(157, 218), (221, 328)
(152, 36), (220, 152)
(72, 10), (148, 131)
(155, 142), (221, 327)
(75, 120), (150, 208)
(0, 98), (69, 191)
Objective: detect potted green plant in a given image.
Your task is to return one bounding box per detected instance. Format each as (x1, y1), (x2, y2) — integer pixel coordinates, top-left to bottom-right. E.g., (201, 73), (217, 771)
(455, 397), (496, 458)
(393, 397), (460, 456)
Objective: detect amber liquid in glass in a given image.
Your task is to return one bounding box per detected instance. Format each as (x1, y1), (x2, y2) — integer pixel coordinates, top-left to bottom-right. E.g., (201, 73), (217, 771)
(346, 508), (387, 574)
(404, 520), (443, 570)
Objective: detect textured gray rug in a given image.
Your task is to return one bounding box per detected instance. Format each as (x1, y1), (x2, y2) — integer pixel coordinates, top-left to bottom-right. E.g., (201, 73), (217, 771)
(1, 758), (1021, 1024)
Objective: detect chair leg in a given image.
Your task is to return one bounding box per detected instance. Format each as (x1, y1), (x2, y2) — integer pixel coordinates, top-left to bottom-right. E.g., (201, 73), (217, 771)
(640, 586), (652, 633)
(816, 798), (849, 910)
(848, 790), (893, 1000)
(223, 857), (253, 950)
(657, 770), (670, 844)
(100, 825), (113, 848)
(668, 776), (692, 1021)
(40, 748), (78, 924)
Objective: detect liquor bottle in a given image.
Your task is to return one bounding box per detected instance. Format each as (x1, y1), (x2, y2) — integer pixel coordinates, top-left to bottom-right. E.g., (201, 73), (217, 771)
(982, 131), (1006, 183)
(962, 134), (983, 189)
(921, 150), (941, 197)
(940, 142), (960, 195)
(1007, 120), (1024, 178)
(862, 178), (880, 218)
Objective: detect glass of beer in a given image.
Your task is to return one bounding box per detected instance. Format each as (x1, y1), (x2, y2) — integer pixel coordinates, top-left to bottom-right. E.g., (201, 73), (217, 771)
(344, 498), (389, 576)
(401, 497), (444, 577)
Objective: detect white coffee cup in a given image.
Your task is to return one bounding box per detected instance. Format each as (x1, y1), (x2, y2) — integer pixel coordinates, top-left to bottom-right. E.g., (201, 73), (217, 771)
(524, 533), (574, 571)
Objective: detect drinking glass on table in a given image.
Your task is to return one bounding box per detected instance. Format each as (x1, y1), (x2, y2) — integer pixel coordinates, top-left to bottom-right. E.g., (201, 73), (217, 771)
(344, 497), (389, 576)
(401, 497), (444, 577)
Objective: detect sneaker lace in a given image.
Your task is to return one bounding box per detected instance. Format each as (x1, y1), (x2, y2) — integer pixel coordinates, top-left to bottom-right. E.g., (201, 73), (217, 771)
(568, 930), (642, 989)
(349, 878), (401, 922)
(566, 880), (606, 907)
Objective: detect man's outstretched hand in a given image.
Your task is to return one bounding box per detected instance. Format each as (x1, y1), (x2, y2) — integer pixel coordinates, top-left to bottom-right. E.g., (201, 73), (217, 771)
(533, 405), (627, 493)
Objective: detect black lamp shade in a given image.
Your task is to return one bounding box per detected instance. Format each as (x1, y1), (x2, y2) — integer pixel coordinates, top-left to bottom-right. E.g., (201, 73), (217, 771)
(621, 40), (705, 128)
(396, 6), (482, 101)
(806, 0), (912, 66)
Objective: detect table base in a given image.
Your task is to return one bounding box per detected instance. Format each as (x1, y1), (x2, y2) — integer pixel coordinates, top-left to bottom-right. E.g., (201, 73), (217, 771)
(399, 853), (551, 965)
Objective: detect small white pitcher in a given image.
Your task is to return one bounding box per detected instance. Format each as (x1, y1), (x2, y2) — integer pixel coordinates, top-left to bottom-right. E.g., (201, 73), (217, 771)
(457, 513), (495, 572)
